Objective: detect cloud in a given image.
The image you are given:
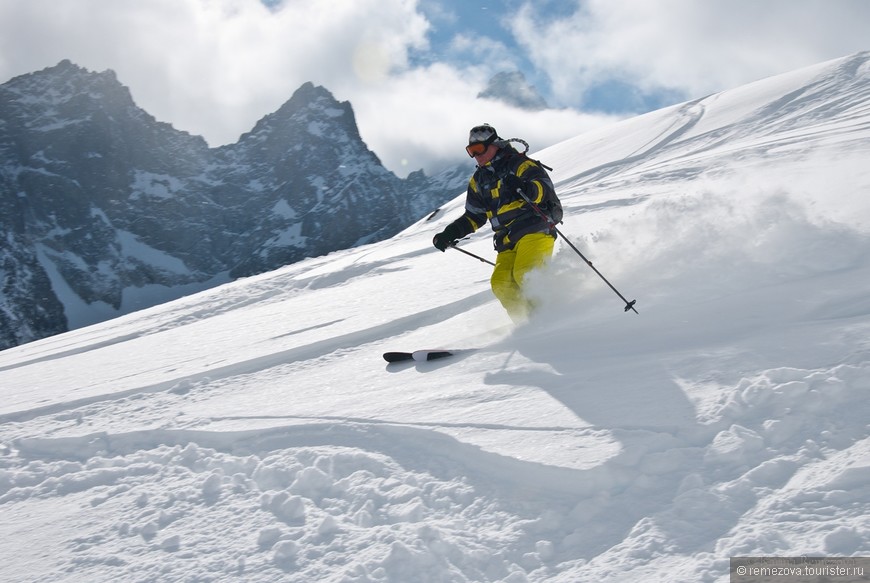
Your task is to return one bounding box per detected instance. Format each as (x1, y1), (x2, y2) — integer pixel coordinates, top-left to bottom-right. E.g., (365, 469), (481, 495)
(2, 0), (866, 179)
(0, 2), (420, 150)
(0, 0), (617, 177)
(350, 62), (618, 176)
(512, 0), (870, 107)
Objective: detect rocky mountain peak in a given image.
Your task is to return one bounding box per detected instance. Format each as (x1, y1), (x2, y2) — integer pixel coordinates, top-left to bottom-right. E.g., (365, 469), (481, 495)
(237, 82), (362, 160)
(3, 60), (131, 112)
(478, 70), (549, 111)
(0, 61), (465, 350)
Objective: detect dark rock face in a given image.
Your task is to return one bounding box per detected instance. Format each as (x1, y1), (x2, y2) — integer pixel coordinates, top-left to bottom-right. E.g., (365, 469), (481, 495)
(0, 61), (467, 349)
(478, 71), (549, 111)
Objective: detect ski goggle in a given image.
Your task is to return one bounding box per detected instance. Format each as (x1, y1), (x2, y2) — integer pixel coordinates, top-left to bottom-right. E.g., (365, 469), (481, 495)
(466, 124), (498, 157)
(465, 142), (490, 157)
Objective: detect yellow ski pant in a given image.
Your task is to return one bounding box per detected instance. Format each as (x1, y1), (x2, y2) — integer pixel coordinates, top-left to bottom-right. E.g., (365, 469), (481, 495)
(490, 232), (555, 321)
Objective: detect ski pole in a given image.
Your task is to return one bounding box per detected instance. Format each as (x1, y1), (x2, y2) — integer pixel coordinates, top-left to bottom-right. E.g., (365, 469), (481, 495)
(449, 241), (495, 266)
(516, 189), (638, 314)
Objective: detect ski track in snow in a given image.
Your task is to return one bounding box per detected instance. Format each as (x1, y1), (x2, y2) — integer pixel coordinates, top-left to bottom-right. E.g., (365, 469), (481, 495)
(2, 53), (870, 582)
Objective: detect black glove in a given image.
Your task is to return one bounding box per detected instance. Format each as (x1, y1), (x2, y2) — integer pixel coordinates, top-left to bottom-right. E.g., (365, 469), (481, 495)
(502, 174), (525, 199)
(433, 222), (463, 252)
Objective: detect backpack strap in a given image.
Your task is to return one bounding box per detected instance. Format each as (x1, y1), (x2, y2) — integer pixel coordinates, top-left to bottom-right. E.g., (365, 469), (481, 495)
(501, 137), (554, 171)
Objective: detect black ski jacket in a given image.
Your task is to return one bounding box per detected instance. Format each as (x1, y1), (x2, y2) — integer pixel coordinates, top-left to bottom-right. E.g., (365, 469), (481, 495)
(452, 146), (557, 252)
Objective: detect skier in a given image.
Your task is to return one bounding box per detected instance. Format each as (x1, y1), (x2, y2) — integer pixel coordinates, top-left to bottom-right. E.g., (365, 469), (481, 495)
(433, 123), (559, 322)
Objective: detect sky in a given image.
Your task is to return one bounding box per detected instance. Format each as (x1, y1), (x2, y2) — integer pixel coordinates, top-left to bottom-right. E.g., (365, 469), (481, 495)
(0, 0), (868, 177)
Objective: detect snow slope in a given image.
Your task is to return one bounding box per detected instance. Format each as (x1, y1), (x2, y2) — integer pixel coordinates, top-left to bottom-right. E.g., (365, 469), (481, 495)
(2, 52), (870, 582)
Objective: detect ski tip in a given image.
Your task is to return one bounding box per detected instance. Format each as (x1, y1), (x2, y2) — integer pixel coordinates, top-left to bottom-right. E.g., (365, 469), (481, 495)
(383, 351), (414, 363)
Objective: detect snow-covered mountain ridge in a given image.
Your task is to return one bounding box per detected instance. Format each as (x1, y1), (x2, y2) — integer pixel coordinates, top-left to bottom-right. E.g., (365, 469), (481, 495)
(0, 61), (466, 351)
(0, 52), (869, 582)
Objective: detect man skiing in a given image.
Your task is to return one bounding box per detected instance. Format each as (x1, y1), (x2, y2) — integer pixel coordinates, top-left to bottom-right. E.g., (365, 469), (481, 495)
(433, 123), (559, 322)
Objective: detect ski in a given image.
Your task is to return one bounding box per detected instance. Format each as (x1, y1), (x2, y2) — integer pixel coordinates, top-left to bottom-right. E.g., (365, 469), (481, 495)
(383, 350), (454, 363)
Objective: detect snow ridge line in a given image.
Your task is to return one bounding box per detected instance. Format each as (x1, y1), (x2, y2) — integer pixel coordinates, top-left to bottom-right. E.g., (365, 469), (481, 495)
(8, 422), (616, 500)
(558, 98), (707, 191)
